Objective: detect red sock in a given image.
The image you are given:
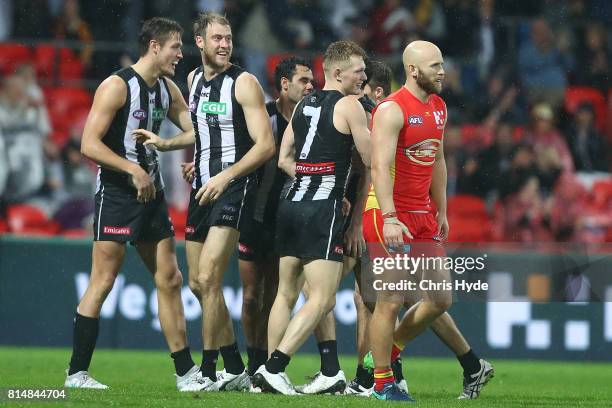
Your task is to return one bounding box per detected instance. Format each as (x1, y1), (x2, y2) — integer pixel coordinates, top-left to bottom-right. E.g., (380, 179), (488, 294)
(374, 368), (394, 392)
(390, 342), (403, 362)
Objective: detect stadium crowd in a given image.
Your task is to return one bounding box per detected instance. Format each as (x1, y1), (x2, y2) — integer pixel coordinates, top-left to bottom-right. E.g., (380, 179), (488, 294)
(0, 0), (610, 242)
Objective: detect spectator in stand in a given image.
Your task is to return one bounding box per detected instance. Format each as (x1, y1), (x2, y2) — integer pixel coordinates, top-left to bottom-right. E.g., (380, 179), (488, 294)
(368, 0), (415, 54)
(572, 23), (610, 93)
(502, 176), (553, 242)
(518, 19), (574, 107)
(439, 61), (472, 121)
(266, 0), (334, 51)
(54, 0), (94, 69)
(475, 0), (510, 80)
(473, 71), (523, 125)
(565, 103), (610, 173)
(412, 0), (446, 41)
(498, 144), (538, 199)
(0, 75), (49, 204)
(444, 124), (474, 196)
(13, 64), (51, 139)
(524, 103), (574, 172)
(443, 0), (479, 59)
(474, 121), (517, 198)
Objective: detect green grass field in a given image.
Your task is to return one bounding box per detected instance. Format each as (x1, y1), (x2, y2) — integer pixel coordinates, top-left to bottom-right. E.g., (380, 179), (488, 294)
(1, 347), (611, 407)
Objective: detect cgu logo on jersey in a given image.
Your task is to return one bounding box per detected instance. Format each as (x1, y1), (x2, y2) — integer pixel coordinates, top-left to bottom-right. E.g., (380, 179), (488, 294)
(201, 101), (227, 115)
(408, 115), (423, 126)
(433, 110), (445, 128)
(152, 108), (167, 121)
(133, 109), (147, 120)
(404, 139), (441, 166)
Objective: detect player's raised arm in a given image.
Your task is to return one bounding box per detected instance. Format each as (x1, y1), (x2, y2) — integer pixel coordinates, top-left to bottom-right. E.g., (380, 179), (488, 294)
(278, 117), (297, 179)
(81, 76), (155, 202)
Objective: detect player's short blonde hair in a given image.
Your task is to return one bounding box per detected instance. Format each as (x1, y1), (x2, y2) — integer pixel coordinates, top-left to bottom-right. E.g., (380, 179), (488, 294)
(193, 11), (230, 38)
(323, 41), (367, 73)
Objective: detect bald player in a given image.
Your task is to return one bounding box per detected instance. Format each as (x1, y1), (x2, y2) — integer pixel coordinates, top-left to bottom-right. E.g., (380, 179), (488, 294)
(365, 41), (494, 401)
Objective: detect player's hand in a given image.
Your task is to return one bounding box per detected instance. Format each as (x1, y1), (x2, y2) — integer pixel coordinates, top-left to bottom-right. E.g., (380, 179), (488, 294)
(383, 217), (413, 249)
(181, 162), (195, 184)
(436, 213), (449, 241)
(342, 197), (351, 217)
(345, 220), (365, 258)
(130, 166), (155, 204)
(132, 129), (166, 151)
(195, 172), (232, 206)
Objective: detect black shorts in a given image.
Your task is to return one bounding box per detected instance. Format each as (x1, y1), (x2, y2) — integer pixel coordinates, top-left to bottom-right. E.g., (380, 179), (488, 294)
(238, 219), (275, 261)
(93, 183), (174, 243)
(275, 199), (345, 262)
(185, 177), (255, 242)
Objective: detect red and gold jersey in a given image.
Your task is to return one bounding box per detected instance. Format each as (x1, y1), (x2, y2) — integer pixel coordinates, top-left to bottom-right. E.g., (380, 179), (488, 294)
(365, 87), (446, 212)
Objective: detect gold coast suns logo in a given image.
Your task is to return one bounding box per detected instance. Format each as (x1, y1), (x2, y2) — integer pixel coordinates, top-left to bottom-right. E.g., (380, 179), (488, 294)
(404, 139), (441, 166)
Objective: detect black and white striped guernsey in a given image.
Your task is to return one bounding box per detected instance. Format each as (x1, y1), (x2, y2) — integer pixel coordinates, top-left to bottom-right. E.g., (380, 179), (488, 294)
(252, 100), (289, 224)
(188, 64), (254, 189)
(96, 67), (170, 192)
(285, 90), (353, 201)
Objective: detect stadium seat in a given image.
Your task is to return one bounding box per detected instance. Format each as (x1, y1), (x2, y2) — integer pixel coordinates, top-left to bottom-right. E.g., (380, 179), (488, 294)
(0, 43), (32, 75)
(45, 87), (92, 143)
(33, 44), (57, 81)
(311, 54), (325, 88)
(7, 204), (61, 235)
(61, 228), (90, 238)
(57, 48), (84, 84)
(168, 207), (187, 234)
(447, 194), (489, 219)
(447, 215), (492, 242)
(592, 180), (612, 210)
(564, 86), (607, 132)
(0, 218), (8, 233)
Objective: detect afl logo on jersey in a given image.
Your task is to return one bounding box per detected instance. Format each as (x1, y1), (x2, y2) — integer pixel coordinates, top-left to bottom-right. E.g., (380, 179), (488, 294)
(133, 109), (147, 120)
(404, 139), (441, 166)
(408, 116), (423, 126)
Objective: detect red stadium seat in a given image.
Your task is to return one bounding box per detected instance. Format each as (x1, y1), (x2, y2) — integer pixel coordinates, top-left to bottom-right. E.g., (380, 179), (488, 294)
(592, 180), (612, 210)
(33, 44), (57, 81)
(0, 43), (32, 75)
(447, 194), (489, 219)
(57, 48), (83, 83)
(564, 86), (607, 132)
(7, 204), (61, 235)
(44, 87), (92, 142)
(62, 228), (90, 238)
(311, 54), (325, 89)
(0, 218), (8, 233)
(447, 215), (492, 242)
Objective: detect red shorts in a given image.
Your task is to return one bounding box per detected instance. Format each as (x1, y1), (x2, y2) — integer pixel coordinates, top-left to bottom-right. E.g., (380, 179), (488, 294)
(362, 208), (444, 257)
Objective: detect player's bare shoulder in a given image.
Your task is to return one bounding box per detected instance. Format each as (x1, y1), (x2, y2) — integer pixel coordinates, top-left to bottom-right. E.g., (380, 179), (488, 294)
(373, 100), (404, 129)
(93, 75), (127, 110)
(234, 71), (265, 105)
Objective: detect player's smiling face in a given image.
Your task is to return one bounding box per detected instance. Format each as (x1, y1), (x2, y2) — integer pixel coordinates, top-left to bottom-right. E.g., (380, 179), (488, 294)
(156, 32), (182, 77)
(286, 65), (314, 103)
(415, 57), (445, 95)
(198, 22), (233, 69)
(339, 56), (367, 95)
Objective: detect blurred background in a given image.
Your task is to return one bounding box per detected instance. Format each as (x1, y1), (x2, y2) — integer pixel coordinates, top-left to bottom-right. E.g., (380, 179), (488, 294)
(0, 0), (610, 243)
(0, 0), (611, 360)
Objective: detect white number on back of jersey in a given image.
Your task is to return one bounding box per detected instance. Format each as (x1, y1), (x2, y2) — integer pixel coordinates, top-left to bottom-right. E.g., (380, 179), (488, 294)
(299, 106), (321, 159)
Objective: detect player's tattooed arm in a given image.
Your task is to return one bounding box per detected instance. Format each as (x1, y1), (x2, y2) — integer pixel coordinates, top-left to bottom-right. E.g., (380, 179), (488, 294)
(81, 75), (155, 203)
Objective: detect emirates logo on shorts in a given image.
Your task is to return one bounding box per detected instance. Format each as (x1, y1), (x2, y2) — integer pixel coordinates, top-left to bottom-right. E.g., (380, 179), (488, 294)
(185, 226), (195, 234)
(103, 226), (132, 235)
